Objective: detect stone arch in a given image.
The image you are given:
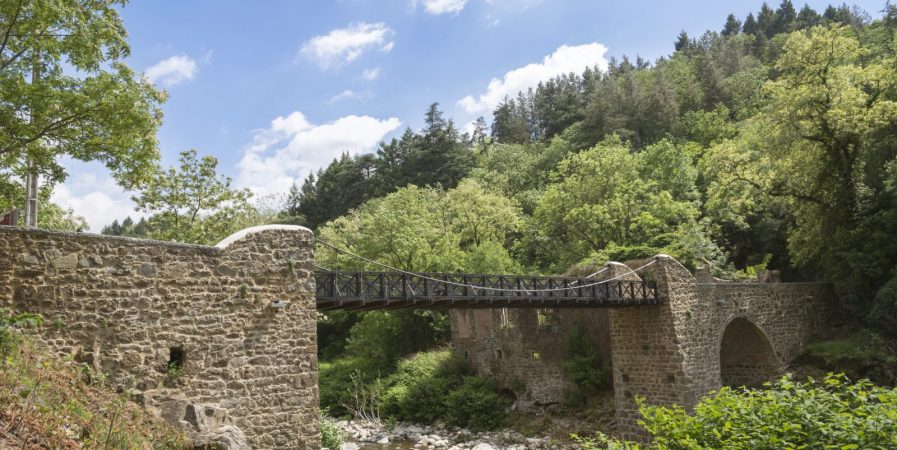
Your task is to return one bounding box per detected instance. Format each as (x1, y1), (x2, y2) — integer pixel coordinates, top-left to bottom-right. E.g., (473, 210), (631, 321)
(718, 316), (779, 388)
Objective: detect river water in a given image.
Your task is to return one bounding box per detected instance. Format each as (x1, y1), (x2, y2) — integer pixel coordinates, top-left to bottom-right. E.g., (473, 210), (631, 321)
(355, 441), (418, 450)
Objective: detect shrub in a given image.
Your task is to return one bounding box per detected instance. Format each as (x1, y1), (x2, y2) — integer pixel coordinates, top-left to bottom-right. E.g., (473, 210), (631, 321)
(802, 330), (897, 385)
(563, 322), (610, 399)
(319, 356), (387, 417)
(320, 413), (343, 449)
(578, 374), (897, 449)
(379, 350), (468, 424)
(444, 376), (511, 431)
(0, 308), (43, 355)
(345, 310), (451, 367)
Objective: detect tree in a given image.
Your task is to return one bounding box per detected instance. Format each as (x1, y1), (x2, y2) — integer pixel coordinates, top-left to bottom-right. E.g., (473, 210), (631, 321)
(796, 4), (821, 29)
(101, 215), (149, 237)
(757, 2), (778, 37)
(674, 30), (690, 51)
(722, 14), (742, 36)
(707, 25), (897, 329)
(132, 149), (254, 245)
(533, 136), (710, 271)
(0, 0), (165, 221)
(773, 0), (797, 34)
(742, 12), (759, 35)
(407, 103), (474, 189)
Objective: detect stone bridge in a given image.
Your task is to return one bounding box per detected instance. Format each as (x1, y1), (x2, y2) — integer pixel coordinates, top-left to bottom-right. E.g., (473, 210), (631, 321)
(0, 225), (841, 448)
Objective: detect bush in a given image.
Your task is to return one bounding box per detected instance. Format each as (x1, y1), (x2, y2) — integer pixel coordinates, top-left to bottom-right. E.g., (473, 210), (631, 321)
(319, 356), (387, 417)
(345, 310), (451, 368)
(563, 322), (610, 399)
(444, 376), (511, 431)
(379, 350), (468, 424)
(320, 413), (343, 449)
(578, 374), (897, 449)
(802, 330), (897, 385)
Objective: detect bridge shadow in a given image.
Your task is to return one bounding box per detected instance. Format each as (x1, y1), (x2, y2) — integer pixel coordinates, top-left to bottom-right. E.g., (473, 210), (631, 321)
(719, 317), (779, 388)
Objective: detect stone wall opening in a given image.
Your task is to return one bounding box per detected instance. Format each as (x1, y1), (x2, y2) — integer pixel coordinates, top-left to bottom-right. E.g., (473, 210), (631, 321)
(169, 346), (186, 370)
(719, 317), (779, 388)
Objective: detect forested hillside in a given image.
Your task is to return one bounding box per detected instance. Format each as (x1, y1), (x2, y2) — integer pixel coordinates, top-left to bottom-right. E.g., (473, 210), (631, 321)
(298, 2), (897, 337)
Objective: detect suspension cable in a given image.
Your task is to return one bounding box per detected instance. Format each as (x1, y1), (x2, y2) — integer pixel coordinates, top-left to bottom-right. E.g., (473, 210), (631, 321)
(314, 237), (657, 294)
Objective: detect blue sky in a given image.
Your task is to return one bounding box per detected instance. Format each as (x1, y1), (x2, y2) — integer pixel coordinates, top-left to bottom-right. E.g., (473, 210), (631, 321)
(53, 0), (889, 231)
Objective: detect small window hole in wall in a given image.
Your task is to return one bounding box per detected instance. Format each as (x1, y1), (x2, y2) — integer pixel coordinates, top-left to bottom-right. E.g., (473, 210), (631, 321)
(169, 346), (186, 370)
(495, 349), (503, 360)
(532, 351), (542, 362)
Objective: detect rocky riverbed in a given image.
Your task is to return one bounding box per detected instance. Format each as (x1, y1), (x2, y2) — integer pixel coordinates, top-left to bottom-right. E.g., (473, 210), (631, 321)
(330, 420), (572, 450)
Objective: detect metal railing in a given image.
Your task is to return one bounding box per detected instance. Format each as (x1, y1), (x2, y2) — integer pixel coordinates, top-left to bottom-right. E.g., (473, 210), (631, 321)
(314, 271), (660, 311)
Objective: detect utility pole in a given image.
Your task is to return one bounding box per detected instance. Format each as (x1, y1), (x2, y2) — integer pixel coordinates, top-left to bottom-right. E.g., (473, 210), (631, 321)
(23, 48), (40, 227)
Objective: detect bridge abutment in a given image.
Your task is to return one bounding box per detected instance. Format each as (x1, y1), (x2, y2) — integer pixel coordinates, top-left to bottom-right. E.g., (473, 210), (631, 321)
(609, 255), (841, 440)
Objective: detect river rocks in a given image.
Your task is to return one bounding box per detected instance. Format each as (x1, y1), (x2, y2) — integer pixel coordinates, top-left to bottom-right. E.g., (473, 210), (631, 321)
(335, 420), (557, 450)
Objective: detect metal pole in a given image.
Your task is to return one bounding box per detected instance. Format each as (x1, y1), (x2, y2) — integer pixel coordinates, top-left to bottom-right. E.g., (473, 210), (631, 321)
(24, 49), (41, 228)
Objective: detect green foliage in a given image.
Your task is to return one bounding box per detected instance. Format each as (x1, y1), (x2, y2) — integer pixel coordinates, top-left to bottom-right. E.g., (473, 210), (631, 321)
(380, 350), (467, 424)
(101, 216), (149, 238)
(0, 183), (88, 231)
(287, 103), (474, 229)
(132, 149), (257, 245)
(0, 308), (43, 355)
(344, 310), (451, 368)
(0, 326), (188, 448)
(802, 330), (897, 385)
(579, 375), (897, 449)
(705, 23), (897, 329)
(165, 362), (183, 382)
(444, 376), (512, 431)
(318, 357), (386, 418)
(563, 322), (610, 398)
(320, 412), (344, 449)
(373, 350), (509, 430)
(533, 136), (717, 271)
(0, 0), (165, 204)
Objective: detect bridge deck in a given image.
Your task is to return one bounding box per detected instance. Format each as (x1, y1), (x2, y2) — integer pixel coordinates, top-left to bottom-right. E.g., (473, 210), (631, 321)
(314, 271), (660, 311)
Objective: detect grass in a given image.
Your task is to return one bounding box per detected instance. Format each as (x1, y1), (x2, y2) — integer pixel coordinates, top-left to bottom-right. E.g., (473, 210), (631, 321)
(0, 329), (189, 449)
(799, 329), (897, 385)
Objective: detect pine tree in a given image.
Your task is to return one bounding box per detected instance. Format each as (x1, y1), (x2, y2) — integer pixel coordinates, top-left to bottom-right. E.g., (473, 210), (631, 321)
(722, 14), (742, 36)
(823, 5), (838, 22)
(774, 0), (797, 33)
(102, 219), (123, 236)
(757, 3), (778, 37)
(674, 30), (691, 51)
(743, 13), (759, 35)
(796, 4), (821, 29)
(133, 218), (149, 237)
(470, 116), (489, 154)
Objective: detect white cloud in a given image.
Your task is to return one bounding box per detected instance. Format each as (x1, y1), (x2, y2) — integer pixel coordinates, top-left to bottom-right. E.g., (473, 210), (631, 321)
(485, 0), (542, 11)
(414, 0), (469, 14)
(458, 43), (609, 114)
(237, 112), (401, 196)
(361, 67), (381, 81)
(301, 22), (395, 68)
(50, 165), (140, 232)
(327, 89), (372, 103)
(145, 54), (198, 87)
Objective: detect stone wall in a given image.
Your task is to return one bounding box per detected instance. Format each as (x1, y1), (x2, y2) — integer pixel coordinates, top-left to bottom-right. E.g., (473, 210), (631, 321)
(450, 308), (612, 406)
(0, 225), (320, 450)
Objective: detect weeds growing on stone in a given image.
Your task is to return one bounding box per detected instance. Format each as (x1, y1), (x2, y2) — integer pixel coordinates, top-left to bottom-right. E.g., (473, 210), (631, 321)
(0, 314), (189, 449)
